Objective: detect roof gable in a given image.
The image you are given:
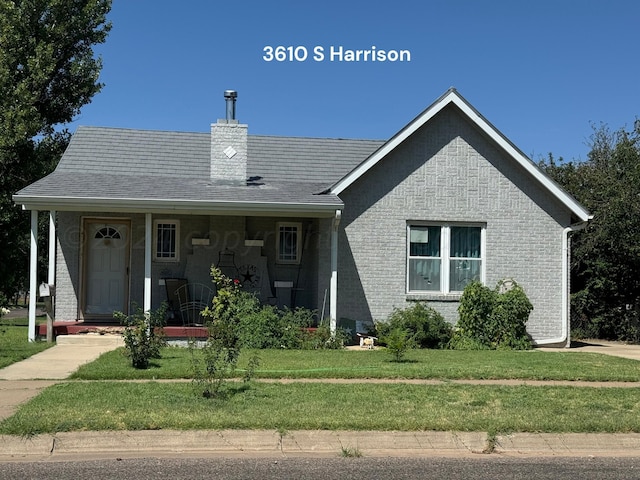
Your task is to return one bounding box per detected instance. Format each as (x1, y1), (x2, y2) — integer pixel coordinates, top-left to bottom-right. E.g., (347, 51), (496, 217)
(330, 88), (592, 223)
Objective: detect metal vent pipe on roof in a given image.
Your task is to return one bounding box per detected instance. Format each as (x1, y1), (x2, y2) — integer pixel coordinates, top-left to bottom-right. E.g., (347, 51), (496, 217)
(224, 90), (237, 121)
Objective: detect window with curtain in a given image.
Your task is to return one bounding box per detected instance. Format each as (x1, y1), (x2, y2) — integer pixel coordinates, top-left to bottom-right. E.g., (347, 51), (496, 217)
(407, 224), (484, 293)
(449, 226), (482, 292)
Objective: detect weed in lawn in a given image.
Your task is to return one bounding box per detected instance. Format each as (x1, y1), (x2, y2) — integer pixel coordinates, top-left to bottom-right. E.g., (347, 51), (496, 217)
(190, 267), (261, 399)
(339, 442), (362, 457)
(483, 432), (497, 454)
(380, 327), (414, 362)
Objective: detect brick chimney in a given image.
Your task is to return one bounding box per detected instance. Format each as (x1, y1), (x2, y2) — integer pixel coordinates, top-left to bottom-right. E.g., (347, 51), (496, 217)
(210, 90), (247, 184)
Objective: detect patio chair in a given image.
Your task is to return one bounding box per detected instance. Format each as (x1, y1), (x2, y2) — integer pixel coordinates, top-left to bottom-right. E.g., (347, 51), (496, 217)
(164, 278), (188, 324)
(175, 283), (214, 327)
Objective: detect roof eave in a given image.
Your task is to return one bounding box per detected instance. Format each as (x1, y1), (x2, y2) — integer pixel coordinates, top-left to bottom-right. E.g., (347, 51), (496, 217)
(12, 195), (343, 218)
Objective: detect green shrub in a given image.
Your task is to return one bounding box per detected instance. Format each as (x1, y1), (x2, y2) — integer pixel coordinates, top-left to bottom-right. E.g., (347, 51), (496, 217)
(452, 279), (533, 350)
(237, 300), (279, 348)
(381, 327), (414, 362)
(234, 295), (318, 349)
(276, 307), (317, 348)
(376, 302), (452, 349)
(115, 304), (167, 369)
(194, 268), (346, 353)
(304, 319), (349, 350)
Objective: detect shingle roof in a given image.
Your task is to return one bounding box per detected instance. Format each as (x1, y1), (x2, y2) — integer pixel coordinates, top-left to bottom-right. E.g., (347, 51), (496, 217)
(55, 126), (384, 184)
(14, 126), (384, 215)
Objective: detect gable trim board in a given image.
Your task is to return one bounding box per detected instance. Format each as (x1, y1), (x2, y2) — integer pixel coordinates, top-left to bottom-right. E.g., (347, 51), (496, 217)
(331, 88), (592, 224)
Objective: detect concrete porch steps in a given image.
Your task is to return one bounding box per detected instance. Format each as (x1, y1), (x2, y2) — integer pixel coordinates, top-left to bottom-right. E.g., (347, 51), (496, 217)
(55, 334), (124, 346)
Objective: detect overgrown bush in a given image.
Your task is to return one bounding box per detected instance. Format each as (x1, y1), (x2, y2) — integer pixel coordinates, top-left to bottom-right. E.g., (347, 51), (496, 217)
(208, 277), (340, 350)
(115, 303), (167, 369)
(193, 267), (259, 398)
(376, 302), (452, 349)
(450, 280), (533, 350)
(237, 300), (317, 349)
(303, 319), (349, 350)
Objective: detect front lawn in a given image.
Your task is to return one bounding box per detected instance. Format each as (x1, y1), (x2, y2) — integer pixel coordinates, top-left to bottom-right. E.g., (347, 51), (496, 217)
(2, 381), (640, 435)
(5, 345), (640, 436)
(70, 346), (640, 382)
(0, 325), (52, 369)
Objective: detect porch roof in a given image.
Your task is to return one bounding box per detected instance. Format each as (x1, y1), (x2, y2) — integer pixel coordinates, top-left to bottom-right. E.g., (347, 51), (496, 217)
(14, 171), (344, 216)
(13, 126), (384, 216)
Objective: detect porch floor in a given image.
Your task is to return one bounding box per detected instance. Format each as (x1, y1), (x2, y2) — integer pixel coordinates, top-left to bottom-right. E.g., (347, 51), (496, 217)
(37, 321), (209, 339)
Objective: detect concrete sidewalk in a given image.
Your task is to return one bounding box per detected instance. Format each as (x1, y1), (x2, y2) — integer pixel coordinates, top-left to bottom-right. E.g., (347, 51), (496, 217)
(0, 335), (124, 381)
(538, 339), (640, 362)
(0, 335), (123, 422)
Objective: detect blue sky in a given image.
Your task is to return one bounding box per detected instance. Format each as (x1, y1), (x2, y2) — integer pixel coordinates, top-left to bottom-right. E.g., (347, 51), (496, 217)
(71, 0), (639, 162)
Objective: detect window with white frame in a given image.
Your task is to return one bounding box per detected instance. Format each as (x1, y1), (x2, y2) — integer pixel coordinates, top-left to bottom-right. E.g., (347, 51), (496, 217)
(407, 223), (484, 293)
(154, 220), (180, 262)
(276, 222), (302, 264)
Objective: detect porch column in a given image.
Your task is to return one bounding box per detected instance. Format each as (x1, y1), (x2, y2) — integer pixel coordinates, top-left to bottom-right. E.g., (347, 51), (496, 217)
(330, 210), (342, 334)
(144, 213), (152, 312)
(48, 211), (56, 286)
(28, 210), (38, 342)
(46, 211), (56, 342)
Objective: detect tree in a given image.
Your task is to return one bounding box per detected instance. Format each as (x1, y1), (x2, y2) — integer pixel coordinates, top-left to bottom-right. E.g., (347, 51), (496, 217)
(0, 0), (111, 300)
(542, 120), (640, 341)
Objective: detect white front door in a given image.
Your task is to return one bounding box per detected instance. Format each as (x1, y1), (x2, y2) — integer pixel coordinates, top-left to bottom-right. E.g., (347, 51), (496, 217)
(83, 220), (130, 318)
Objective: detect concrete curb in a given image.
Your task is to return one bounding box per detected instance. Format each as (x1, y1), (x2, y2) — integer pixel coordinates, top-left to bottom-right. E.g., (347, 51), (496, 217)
(2, 430), (640, 460)
(495, 432), (640, 457)
(0, 430), (488, 460)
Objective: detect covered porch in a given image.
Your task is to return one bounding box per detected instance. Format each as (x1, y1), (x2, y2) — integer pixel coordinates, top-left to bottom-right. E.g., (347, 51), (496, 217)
(22, 205), (343, 342)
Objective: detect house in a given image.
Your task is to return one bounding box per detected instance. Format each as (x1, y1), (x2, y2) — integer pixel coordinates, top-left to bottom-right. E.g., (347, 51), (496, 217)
(14, 88), (591, 346)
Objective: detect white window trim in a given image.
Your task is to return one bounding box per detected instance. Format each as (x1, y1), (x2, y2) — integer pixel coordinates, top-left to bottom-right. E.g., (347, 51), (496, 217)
(406, 222), (486, 294)
(276, 221), (302, 265)
(153, 219), (180, 263)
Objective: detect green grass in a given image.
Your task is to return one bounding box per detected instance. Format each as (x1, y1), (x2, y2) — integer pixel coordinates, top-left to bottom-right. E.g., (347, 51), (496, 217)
(71, 346), (640, 382)
(0, 325), (52, 369)
(2, 381), (640, 435)
(5, 343), (640, 436)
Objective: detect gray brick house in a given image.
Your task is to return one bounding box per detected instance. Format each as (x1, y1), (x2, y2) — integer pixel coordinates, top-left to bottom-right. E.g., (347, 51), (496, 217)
(14, 88), (591, 346)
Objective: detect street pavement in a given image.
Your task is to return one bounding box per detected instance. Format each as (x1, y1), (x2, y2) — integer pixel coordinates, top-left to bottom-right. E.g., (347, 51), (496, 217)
(2, 335), (640, 460)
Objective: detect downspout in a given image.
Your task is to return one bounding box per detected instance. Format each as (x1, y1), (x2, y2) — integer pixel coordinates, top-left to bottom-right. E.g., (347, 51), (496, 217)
(535, 221), (589, 347)
(330, 209), (342, 335)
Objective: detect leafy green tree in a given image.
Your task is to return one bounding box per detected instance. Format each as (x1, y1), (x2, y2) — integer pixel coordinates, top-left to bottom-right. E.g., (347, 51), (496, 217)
(0, 0), (111, 300)
(542, 121), (640, 341)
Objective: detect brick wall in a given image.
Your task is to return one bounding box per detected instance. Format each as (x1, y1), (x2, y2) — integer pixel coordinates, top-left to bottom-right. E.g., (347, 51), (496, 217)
(337, 105), (572, 343)
(210, 121), (247, 183)
(55, 212), (81, 320)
